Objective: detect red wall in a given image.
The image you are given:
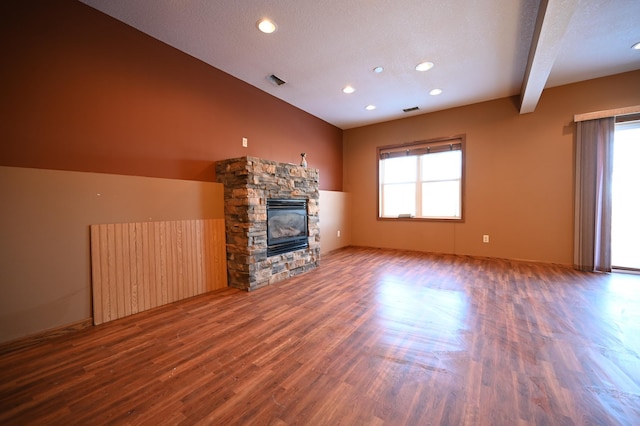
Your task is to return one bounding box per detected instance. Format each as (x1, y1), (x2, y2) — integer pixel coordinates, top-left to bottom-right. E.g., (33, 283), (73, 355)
(0, 1), (343, 190)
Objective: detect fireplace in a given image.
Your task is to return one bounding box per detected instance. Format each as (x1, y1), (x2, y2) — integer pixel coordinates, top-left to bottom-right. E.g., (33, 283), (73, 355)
(216, 156), (320, 291)
(267, 199), (309, 256)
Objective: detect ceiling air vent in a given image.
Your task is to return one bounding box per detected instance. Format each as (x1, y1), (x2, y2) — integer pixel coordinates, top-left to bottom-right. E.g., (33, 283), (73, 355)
(267, 74), (286, 86)
(403, 106), (420, 113)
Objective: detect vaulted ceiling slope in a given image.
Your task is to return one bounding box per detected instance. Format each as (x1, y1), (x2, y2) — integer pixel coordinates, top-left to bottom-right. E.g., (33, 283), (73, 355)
(80, 0), (640, 129)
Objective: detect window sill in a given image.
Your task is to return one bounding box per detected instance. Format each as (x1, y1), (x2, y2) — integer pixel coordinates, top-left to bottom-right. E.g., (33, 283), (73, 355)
(378, 216), (464, 223)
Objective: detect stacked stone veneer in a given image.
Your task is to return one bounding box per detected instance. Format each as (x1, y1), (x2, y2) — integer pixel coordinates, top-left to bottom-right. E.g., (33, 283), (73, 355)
(215, 156), (320, 291)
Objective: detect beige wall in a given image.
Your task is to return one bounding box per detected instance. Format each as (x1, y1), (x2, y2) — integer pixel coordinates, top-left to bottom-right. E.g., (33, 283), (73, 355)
(343, 71), (640, 265)
(0, 166), (224, 343)
(319, 191), (352, 254)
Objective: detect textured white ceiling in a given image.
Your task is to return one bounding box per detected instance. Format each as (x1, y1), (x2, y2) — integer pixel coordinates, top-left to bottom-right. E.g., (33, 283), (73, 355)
(80, 0), (640, 129)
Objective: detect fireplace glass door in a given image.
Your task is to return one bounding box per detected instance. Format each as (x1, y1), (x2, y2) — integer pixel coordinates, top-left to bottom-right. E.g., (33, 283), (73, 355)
(267, 199), (308, 256)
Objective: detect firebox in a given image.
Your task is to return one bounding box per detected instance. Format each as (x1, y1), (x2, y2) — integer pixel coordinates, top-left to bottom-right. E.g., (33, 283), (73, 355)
(267, 198), (309, 256)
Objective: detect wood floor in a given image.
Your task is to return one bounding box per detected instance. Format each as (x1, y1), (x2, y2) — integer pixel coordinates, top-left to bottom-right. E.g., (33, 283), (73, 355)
(1, 247), (639, 425)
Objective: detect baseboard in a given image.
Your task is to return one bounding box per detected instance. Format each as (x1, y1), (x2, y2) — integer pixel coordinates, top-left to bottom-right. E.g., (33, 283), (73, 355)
(0, 318), (93, 356)
(343, 245), (574, 269)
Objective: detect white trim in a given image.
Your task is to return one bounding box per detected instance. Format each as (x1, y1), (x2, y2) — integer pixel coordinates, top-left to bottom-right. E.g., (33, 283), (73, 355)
(574, 105), (640, 122)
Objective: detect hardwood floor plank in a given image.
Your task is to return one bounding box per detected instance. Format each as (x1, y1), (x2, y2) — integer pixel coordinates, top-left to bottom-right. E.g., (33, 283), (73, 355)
(1, 247), (639, 425)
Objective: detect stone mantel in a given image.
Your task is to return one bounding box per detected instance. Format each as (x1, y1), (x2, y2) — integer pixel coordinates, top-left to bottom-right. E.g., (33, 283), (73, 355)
(215, 157), (320, 291)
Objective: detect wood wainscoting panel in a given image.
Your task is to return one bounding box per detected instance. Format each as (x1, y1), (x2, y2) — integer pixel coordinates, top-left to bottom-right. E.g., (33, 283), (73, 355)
(90, 219), (227, 325)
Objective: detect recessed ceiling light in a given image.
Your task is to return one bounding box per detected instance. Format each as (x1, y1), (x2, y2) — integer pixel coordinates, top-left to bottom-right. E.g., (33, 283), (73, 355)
(342, 85), (355, 94)
(373, 66), (384, 73)
(429, 88), (443, 96)
(257, 18), (277, 34)
(632, 41), (640, 50)
(415, 61), (434, 72)
(365, 105), (376, 110)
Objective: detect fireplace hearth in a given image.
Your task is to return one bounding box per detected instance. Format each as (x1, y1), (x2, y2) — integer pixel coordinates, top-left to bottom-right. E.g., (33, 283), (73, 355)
(216, 157), (320, 291)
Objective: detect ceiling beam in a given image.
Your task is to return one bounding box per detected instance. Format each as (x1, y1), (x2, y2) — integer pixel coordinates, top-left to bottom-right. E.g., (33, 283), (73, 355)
(519, 0), (579, 114)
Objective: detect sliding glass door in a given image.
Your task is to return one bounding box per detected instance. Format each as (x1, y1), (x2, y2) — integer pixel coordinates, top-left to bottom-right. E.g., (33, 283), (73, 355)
(612, 121), (640, 270)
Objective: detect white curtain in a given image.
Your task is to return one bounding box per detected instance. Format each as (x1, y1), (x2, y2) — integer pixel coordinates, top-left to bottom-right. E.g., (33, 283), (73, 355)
(574, 117), (614, 272)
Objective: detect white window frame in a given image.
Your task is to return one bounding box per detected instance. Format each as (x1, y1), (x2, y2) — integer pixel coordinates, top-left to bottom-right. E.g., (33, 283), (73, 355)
(377, 135), (465, 221)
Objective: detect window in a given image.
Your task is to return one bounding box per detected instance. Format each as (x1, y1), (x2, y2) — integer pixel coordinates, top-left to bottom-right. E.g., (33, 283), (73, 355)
(378, 136), (464, 220)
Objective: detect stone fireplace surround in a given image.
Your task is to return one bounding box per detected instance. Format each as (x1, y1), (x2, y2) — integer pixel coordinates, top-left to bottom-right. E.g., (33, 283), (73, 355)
(215, 157), (320, 291)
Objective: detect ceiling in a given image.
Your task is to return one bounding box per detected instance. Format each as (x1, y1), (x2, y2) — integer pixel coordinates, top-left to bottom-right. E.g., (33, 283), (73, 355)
(79, 0), (640, 130)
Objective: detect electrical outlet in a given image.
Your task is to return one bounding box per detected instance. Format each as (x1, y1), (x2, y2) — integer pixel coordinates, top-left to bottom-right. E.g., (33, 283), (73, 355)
(483, 235), (489, 243)
(337, 230), (341, 238)
(242, 137), (248, 147)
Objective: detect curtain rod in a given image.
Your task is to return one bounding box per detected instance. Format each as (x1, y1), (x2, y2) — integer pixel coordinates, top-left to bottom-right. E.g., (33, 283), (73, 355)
(574, 105), (640, 122)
